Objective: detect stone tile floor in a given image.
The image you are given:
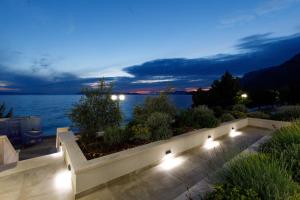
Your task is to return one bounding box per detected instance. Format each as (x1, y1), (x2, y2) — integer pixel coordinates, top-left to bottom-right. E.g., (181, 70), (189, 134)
(0, 127), (271, 200)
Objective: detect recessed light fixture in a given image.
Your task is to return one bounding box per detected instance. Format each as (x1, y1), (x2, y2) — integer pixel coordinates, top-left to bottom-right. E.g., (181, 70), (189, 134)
(165, 149), (172, 155)
(67, 164), (71, 171)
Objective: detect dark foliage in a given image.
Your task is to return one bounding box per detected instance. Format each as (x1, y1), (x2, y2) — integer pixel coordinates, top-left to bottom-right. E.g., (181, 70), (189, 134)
(192, 72), (241, 108)
(68, 80), (122, 142)
(0, 103), (13, 118)
(242, 53), (300, 105)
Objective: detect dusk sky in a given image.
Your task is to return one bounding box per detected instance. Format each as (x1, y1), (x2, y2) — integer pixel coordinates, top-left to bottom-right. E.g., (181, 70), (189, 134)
(1, 0), (300, 93)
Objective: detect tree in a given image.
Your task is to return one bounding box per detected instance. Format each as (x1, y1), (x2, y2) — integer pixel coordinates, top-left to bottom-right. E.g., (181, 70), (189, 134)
(192, 72), (241, 108)
(68, 80), (122, 142)
(0, 103), (13, 118)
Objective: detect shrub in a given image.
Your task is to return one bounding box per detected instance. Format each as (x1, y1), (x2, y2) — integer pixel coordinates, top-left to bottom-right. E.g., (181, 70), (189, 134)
(247, 111), (270, 119)
(260, 121), (300, 153)
(220, 113), (235, 122)
(133, 93), (177, 124)
(103, 126), (127, 146)
(176, 106), (220, 129)
(230, 111), (247, 119)
(146, 112), (172, 141)
(191, 106), (220, 128)
(232, 104), (248, 113)
(260, 121), (300, 183)
(272, 105), (300, 121)
(276, 144), (300, 183)
(212, 106), (225, 118)
(204, 183), (260, 200)
(0, 103), (13, 118)
(69, 80), (122, 142)
(218, 153), (299, 200)
(130, 124), (151, 141)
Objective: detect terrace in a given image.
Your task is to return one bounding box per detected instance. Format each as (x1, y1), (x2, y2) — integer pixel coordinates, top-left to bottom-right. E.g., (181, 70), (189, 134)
(0, 118), (288, 200)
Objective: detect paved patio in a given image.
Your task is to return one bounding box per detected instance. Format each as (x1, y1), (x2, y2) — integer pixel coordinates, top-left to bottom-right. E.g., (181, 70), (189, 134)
(0, 126), (271, 200)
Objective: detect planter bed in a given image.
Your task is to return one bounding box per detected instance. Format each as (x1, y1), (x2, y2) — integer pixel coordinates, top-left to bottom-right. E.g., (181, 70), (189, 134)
(56, 118), (290, 198)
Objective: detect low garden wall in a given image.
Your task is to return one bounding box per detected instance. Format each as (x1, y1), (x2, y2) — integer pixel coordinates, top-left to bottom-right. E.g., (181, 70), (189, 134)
(56, 118), (290, 198)
(0, 135), (19, 166)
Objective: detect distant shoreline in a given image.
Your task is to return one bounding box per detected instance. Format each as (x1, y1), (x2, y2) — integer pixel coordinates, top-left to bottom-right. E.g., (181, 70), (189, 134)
(0, 93), (193, 96)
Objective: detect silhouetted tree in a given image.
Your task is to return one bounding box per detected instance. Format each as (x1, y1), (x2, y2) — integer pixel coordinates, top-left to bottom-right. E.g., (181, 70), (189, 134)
(192, 72), (241, 108)
(68, 79), (122, 142)
(0, 103), (13, 118)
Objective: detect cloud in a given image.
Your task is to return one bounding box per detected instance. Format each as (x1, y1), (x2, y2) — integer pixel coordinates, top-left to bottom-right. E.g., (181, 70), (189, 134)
(122, 32), (300, 90)
(1, 32), (300, 93)
(220, 0), (300, 27)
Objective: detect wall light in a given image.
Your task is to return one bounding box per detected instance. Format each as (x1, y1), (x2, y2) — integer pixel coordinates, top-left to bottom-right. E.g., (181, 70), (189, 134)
(204, 135), (220, 150)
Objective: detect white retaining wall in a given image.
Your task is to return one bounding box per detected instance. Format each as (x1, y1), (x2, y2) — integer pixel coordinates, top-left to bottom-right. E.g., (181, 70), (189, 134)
(57, 118), (290, 197)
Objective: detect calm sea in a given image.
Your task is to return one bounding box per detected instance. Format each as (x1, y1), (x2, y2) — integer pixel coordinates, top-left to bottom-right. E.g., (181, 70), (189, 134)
(0, 95), (192, 136)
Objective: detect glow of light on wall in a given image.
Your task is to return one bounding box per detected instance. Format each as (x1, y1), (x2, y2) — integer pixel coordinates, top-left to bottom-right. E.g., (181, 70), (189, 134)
(159, 152), (185, 170)
(203, 137), (220, 150)
(54, 169), (72, 191)
(50, 151), (63, 158)
(229, 129), (242, 137)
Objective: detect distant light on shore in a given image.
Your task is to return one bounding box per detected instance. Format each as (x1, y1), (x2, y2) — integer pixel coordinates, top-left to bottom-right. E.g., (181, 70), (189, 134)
(241, 93), (248, 98)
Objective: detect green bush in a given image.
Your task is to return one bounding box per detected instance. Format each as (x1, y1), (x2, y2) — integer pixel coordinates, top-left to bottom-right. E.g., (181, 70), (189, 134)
(220, 113), (235, 122)
(69, 80), (122, 142)
(204, 183), (260, 200)
(232, 104), (248, 113)
(247, 111), (270, 119)
(176, 106), (220, 128)
(146, 112), (172, 141)
(103, 126), (127, 146)
(218, 154), (299, 200)
(260, 121), (300, 152)
(130, 124), (151, 141)
(230, 111), (247, 119)
(276, 144), (300, 183)
(272, 106), (300, 121)
(133, 93), (177, 124)
(260, 122), (300, 183)
(189, 105), (220, 128)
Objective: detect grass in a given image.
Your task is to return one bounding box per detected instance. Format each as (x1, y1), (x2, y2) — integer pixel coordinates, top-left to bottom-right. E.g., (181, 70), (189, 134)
(217, 153), (300, 200)
(203, 121), (300, 200)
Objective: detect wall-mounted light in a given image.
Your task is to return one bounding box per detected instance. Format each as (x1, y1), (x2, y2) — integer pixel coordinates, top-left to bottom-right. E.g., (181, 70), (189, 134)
(204, 135), (220, 150)
(67, 164), (71, 171)
(229, 127), (242, 138)
(160, 149), (185, 171)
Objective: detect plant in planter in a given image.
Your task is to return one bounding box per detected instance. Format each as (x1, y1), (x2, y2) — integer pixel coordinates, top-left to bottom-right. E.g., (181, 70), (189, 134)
(130, 124), (151, 141)
(177, 105), (219, 129)
(68, 80), (122, 143)
(103, 126), (127, 146)
(220, 113), (235, 122)
(133, 93), (177, 123)
(146, 112), (173, 140)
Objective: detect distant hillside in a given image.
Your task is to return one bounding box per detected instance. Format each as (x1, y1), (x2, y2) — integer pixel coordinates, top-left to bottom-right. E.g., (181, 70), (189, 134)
(241, 53), (300, 90)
